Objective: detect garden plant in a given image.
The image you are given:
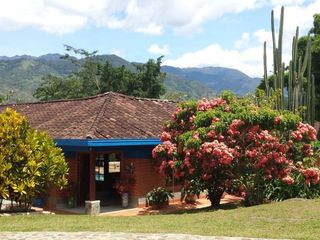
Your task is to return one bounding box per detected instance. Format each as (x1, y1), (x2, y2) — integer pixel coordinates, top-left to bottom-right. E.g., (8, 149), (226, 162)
(153, 91), (320, 207)
(0, 108), (68, 210)
(146, 187), (174, 208)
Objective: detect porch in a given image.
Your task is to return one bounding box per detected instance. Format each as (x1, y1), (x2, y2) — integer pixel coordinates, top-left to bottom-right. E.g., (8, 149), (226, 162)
(46, 138), (165, 210)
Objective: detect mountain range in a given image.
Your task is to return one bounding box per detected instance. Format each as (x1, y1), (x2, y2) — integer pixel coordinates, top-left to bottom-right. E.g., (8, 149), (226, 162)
(0, 53), (261, 102)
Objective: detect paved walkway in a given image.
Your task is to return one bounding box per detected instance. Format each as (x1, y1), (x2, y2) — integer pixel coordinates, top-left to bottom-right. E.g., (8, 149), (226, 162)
(0, 232), (284, 240)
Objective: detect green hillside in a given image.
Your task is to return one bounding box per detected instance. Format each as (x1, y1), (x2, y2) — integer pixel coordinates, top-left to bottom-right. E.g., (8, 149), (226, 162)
(0, 54), (258, 103)
(162, 66), (260, 96)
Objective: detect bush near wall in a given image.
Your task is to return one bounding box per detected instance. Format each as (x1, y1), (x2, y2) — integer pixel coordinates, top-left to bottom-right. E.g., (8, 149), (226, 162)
(153, 91), (320, 207)
(0, 108), (68, 210)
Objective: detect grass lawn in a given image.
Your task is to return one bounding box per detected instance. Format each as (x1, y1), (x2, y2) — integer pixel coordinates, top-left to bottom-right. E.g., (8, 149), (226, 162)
(0, 198), (319, 239)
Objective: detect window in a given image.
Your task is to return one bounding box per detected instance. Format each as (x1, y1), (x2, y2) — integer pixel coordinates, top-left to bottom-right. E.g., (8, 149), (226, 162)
(95, 155), (105, 181)
(95, 153), (121, 181)
(108, 153), (121, 173)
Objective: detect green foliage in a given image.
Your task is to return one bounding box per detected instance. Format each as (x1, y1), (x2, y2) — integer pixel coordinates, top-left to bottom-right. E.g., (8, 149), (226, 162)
(180, 179), (202, 203)
(146, 187), (173, 207)
(0, 54), (217, 102)
(34, 46), (166, 100)
(33, 74), (83, 100)
(153, 92), (320, 207)
(0, 108), (68, 209)
(136, 56), (166, 98)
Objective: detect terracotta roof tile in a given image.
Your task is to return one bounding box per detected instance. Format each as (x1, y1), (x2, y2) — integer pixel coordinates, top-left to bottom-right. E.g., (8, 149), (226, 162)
(0, 92), (177, 139)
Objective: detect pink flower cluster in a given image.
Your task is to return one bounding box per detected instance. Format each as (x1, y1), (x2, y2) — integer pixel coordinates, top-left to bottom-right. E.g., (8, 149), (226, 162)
(246, 125), (260, 141)
(302, 167), (320, 185)
(273, 116), (282, 125)
(161, 131), (171, 141)
(301, 144), (314, 157)
(197, 98), (226, 111)
(171, 107), (182, 120)
(227, 119), (245, 137)
(244, 127), (292, 181)
(291, 122), (317, 141)
(200, 140), (234, 165)
(281, 176), (295, 185)
(152, 141), (176, 159)
(207, 130), (215, 139)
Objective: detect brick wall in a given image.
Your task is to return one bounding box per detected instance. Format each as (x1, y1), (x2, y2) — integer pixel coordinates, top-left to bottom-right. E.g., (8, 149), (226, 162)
(45, 157), (77, 210)
(122, 158), (165, 197)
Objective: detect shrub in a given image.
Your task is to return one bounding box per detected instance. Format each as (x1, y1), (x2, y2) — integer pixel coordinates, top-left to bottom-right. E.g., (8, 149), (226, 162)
(0, 108), (68, 210)
(146, 187), (173, 208)
(153, 91), (320, 207)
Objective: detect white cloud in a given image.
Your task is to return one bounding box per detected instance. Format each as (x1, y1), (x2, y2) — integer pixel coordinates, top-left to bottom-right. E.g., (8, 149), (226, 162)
(110, 48), (123, 57)
(163, 0), (320, 77)
(164, 44), (266, 77)
(136, 24), (163, 35)
(0, 0), (113, 34)
(254, 29), (272, 44)
(147, 44), (170, 55)
(234, 32), (250, 49)
(0, 0), (319, 78)
(0, 0), (318, 36)
(0, 0), (263, 35)
(272, 1), (320, 37)
(163, 41), (293, 78)
(271, 0), (306, 6)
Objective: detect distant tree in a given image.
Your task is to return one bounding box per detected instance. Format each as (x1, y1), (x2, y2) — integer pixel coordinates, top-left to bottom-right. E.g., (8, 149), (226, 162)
(0, 108), (68, 209)
(99, 63), (137, 94)
(0, 91), (14, 104)
(33, 46), (166, 100)
(33, 74), (84, 100)
(62, 45), (102, 97)
(136, 56), (166, 98)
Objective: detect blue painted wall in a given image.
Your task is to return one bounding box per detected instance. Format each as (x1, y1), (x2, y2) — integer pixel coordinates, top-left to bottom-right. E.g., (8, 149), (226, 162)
(55, 138), (160, 159)
(61, 144), (156, 159)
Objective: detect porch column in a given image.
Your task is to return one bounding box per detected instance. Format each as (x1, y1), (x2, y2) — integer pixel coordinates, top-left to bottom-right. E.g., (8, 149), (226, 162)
(89, 152), (96, 200)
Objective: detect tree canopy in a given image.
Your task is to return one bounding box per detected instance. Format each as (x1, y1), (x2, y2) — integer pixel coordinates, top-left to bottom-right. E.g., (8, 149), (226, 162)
(34, 46), (166, 100)
(153, 92), (320, 207)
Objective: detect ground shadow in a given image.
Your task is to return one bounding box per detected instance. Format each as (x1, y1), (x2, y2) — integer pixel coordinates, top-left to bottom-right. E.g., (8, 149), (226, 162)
(137, 200), (242, 216)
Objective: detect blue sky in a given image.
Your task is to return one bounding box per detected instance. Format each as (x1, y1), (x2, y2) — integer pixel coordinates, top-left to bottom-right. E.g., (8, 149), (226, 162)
(0, 0), (319, 77)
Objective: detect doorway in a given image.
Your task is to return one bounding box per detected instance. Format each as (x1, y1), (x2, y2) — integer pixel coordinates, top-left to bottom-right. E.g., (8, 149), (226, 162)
(95, 153), (121, 206)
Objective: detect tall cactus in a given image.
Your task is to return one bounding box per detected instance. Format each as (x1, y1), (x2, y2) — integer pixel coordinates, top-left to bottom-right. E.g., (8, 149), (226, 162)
(270, 6), (285, 110)
(263, 6), (315, 125)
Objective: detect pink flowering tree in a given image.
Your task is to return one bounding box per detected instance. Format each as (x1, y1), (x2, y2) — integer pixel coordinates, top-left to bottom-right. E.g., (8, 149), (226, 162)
(152, 91), (320, 207)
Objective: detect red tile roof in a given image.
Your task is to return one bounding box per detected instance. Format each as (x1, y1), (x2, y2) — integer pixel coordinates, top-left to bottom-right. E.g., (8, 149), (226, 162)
(0, 92), (177, 139)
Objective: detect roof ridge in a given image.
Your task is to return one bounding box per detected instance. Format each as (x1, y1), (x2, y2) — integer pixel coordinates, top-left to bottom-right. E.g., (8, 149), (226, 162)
(0, 92), (177, 107)
(113, 92), (177, 103)
(0, 92), (112, 107)
(85, 94), (112, 139)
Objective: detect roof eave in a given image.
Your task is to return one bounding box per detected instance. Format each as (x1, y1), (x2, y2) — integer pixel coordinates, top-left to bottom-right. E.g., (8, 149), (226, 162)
(55, 138), (161, 148)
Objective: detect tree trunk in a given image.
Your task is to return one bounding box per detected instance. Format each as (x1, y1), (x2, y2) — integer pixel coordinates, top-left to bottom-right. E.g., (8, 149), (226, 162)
(207, 188), (224, 208)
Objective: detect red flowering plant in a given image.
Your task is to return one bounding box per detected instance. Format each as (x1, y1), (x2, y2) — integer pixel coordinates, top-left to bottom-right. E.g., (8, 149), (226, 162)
(113, 178), (135, 195)
(152, 91), (320, 207)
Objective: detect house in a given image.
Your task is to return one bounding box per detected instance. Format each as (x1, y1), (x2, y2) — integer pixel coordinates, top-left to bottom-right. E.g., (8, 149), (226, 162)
(0, 92), (177, 209)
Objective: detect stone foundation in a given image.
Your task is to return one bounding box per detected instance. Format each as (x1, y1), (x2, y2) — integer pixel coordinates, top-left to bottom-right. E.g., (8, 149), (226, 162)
(85, 200), (100, 215)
